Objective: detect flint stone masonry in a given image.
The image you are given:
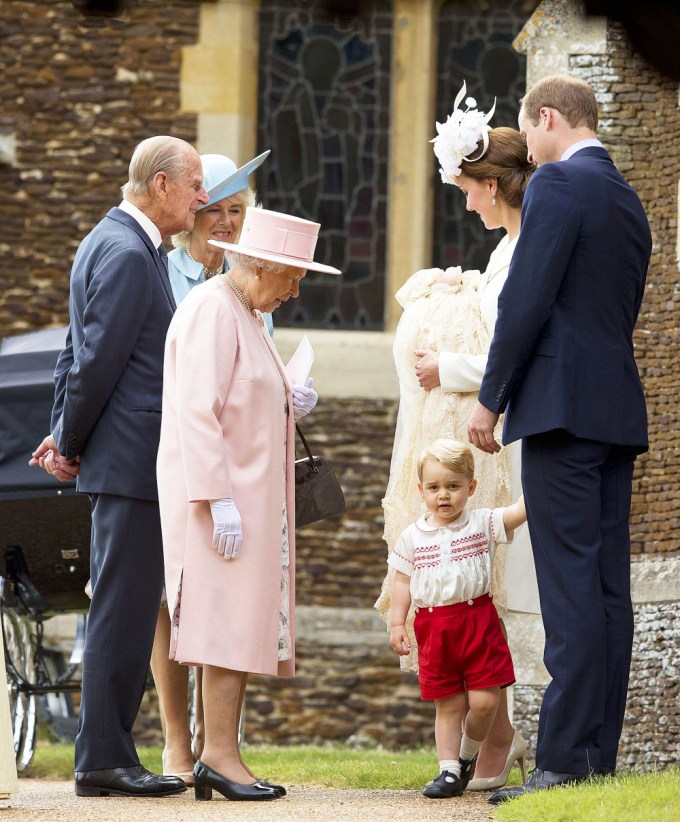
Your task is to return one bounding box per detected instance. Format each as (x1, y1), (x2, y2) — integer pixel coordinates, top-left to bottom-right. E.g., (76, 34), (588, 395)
(621, 603), (680, 770)
(513, 7), (680, 559)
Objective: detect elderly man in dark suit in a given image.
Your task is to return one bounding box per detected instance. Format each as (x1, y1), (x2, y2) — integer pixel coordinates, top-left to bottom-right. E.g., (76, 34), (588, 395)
(467, 75), (651, 801)
(31, 136), (208, 797)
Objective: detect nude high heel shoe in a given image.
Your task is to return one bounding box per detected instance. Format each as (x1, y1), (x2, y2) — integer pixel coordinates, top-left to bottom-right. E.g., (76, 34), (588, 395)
(466, 731), (528, 791)
(162, 749), (195, 787)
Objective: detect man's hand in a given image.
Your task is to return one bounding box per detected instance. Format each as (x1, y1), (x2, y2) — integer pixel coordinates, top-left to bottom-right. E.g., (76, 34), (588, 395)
(29, 435), (80, 481)
(414, 349), (441, 390)
(467, 401), (501, 454)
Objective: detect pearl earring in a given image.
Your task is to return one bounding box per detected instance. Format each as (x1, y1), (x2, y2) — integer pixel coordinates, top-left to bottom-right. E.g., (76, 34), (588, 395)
(492, 197), (496, 206)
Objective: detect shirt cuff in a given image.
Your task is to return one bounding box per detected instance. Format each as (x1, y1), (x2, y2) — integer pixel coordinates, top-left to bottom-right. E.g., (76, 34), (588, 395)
(491, 506), (513, 545)
(388, 552), (413, 576)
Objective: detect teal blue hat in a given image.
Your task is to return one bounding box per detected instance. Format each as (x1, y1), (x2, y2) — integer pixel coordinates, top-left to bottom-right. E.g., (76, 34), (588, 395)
(200, 150), (270, 209)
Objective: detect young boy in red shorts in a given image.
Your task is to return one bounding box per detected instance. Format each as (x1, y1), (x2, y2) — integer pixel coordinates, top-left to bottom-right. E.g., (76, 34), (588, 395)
(388, 438), (526, 798)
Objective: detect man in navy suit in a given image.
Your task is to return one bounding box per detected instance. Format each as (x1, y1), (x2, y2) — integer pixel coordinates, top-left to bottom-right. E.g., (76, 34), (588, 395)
(31, 136), (208, 796)
(467, 76), (651, 801)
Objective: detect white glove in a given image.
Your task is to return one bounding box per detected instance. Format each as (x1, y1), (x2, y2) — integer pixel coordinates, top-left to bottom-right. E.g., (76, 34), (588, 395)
(209, 498), (242, 559)
(292, 377), (318, 421)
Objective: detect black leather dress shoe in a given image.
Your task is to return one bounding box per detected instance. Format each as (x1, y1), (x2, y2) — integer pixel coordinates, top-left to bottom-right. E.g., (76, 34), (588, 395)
(488, 768), (590, 804)
(75, 765), (186, 797)
(422, 770), (464, 798)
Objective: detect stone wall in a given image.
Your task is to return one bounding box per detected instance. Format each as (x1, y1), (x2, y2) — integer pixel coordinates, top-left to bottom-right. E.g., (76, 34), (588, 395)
(294, 400), (397, 609)
(566, 23), (680, 556)
(0, 0), (201, 335)
(621, 603), (680, 770)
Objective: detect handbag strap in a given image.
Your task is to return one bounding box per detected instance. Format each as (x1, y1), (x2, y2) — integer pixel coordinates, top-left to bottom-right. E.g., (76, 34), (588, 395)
(296, 424), (319, 472)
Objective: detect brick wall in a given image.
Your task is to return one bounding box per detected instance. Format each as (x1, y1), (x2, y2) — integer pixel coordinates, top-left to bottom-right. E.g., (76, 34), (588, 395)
(0, 0), (200, 334)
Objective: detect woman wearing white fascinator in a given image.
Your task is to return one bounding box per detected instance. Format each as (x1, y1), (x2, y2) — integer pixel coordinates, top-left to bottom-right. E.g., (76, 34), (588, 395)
(376, 81), (541, 796)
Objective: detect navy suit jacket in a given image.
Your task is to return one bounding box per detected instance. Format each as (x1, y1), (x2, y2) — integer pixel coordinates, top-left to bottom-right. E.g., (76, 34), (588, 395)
(478, 147), (651, 451)
(52, 207), (176, 500)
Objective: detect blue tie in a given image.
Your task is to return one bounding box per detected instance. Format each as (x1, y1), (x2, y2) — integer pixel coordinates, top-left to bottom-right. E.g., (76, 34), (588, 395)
(157, 243), (169, 275)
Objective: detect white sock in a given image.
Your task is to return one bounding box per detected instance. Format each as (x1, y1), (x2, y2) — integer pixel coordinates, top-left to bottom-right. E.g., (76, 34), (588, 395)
(459, 734), (483, 762)
(438, 759), (461, 776)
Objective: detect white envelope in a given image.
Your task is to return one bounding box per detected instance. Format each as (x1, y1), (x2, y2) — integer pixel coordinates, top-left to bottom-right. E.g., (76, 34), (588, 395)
(285, 335), (314, 385)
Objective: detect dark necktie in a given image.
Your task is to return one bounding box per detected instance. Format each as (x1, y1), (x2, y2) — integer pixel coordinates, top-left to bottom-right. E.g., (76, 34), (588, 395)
(157, 243), (169, 275)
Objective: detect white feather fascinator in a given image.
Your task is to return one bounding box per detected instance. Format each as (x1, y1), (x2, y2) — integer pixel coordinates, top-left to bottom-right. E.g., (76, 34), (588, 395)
(431, 81), (496, 184)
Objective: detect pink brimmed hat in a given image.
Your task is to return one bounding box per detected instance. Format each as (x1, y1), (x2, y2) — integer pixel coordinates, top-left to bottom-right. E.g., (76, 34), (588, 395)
(208, 207), (341, 275)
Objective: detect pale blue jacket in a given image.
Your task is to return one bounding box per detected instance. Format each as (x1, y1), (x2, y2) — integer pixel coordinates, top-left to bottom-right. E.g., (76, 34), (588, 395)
(168, 247), (274, 335)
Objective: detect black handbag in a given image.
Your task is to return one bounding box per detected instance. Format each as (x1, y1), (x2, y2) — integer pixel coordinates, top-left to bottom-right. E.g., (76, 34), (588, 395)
(294, 424), (346, 529)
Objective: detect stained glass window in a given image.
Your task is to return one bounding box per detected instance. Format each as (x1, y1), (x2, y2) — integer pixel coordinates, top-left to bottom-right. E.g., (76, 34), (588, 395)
(256, 1), (392, 330)
(433, 1), (533, 272)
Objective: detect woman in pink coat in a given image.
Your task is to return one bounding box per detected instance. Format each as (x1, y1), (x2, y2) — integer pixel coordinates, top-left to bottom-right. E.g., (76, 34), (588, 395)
(157, 207), (340, 802)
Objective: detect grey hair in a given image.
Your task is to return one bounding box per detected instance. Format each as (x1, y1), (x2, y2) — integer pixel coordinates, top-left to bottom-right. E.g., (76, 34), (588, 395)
(226, 251), (294, 276)
(121, 136), (194, 199)
(171, 187), (257, 251)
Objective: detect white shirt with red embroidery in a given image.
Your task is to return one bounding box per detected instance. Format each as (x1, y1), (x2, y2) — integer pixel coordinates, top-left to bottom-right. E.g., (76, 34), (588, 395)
(387, 508), (511, 608)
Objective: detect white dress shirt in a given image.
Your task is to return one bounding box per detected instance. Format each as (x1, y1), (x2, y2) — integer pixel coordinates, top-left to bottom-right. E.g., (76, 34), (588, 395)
(561, 138), (604, 161)
(118, 199), (162, 251)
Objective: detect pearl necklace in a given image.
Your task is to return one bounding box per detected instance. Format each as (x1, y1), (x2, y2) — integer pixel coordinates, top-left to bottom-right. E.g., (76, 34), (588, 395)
(185, 248), (225, 280)
(225, 274), (254, 315)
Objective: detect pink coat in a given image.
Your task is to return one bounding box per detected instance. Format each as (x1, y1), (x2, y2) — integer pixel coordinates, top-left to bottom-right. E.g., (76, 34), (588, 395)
(157, 276), (295, 677)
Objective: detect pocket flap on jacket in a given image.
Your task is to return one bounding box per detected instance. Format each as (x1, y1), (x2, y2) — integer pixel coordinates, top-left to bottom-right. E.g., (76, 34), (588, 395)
(534, 336), (556, 357)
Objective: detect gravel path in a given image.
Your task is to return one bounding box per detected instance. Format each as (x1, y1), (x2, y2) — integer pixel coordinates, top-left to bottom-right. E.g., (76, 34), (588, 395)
(1, 780), (498, 821)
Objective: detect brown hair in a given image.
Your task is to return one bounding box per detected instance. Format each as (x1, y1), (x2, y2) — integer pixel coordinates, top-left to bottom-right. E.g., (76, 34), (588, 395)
(458, 127), (535, 209)
(418, 439), (475, 482)
(521, 75), (598, 131)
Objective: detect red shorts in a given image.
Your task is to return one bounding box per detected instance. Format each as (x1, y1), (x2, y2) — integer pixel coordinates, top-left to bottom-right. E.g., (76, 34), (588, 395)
(414, 595), (515, 701)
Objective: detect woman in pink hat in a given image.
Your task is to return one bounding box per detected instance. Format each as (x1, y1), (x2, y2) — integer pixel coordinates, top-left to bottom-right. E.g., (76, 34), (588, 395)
(157, 207), (340, 802)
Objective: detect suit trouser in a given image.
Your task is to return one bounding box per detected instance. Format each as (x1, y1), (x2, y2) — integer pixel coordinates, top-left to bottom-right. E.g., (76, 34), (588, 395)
(521, 430), (638, 775)
(75, 494), (164, 772)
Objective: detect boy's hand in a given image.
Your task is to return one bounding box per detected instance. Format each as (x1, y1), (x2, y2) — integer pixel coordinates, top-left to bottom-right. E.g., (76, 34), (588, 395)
(390, 625), (412, 656)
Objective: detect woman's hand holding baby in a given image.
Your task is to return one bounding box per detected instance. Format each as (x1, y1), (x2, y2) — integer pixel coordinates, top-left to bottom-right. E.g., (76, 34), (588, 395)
(414, 350), (441, 390)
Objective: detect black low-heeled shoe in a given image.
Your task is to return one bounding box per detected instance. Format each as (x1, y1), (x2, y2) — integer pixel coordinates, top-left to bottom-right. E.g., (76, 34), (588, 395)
(193, 760), (280, 801)
(255, 779), (287, 797)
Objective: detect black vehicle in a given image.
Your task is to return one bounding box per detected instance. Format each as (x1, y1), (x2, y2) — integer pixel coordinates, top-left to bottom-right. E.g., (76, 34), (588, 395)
(0, 327), (90, 768)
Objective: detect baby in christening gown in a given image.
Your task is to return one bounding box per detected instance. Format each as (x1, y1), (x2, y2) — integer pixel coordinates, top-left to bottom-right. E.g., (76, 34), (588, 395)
(375, 265), (512, 672)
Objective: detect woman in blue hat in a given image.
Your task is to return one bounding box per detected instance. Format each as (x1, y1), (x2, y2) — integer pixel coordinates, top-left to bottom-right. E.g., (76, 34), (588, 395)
(167, 151), (274, 333)
(151, 150), (271, 783)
